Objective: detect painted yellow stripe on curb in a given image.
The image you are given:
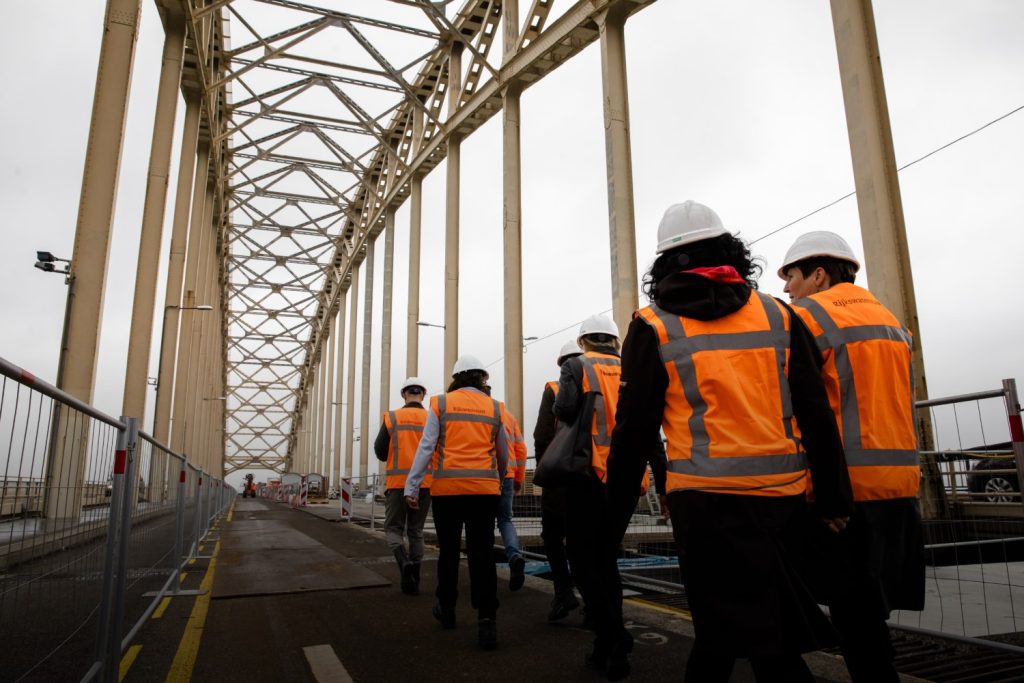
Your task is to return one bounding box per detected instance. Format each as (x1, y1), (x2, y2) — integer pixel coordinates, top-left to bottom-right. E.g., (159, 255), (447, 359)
(120, 644), (142, 681)
(626, 597), (693, 620)
(152, 597), (172, 619)
(180, 571), (187, 584)
(165, 540), (220, 683)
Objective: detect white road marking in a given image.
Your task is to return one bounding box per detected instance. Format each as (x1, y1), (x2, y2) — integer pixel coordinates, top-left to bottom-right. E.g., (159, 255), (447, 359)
(303, 644), (354, 683)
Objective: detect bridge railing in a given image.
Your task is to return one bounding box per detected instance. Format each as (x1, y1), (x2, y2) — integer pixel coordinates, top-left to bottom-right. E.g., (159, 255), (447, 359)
(0, 356), (234, 683)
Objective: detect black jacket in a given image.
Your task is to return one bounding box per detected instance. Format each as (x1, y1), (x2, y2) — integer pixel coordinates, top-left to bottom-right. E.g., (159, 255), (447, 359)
(606, 270), (853, 530)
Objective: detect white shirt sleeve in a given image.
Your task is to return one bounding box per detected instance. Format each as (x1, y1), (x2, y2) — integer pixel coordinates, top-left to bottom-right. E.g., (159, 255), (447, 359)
(404, 406), (439, 498)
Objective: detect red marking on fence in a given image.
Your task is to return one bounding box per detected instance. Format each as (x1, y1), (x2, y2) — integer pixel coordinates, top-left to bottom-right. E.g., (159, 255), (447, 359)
(114, 450), (127, 475)
(1010, 415), (1024, 443)
(180, 470), (186, 483)
(20, 369), (36, 385)
(198, 477), (203, 487)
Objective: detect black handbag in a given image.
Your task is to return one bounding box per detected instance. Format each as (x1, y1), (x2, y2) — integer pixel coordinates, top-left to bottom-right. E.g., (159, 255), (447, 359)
(533, 392), (597, 487)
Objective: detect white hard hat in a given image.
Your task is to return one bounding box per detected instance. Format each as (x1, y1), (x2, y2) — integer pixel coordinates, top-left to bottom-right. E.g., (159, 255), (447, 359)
(578, 314), (619, 341)
(777, 231), (861, 279)
(400, 377), (427, 394)
(557, 340), (581, 365)
(452, 354), (488, 376)
(656, 200), (730, 254)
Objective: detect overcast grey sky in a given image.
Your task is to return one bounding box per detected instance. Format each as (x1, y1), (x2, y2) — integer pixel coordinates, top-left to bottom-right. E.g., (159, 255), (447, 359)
(1, 1), (1021, 486)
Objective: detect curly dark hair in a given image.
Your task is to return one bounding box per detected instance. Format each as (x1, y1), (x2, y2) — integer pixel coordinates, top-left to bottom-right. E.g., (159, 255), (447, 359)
(641, 233), (764, 302)
(447, 370), (489, 393)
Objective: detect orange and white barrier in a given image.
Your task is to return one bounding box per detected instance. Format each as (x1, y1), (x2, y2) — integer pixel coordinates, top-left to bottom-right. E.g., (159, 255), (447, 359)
(340, 477), (352, 519)
(299, 475), (308, 507)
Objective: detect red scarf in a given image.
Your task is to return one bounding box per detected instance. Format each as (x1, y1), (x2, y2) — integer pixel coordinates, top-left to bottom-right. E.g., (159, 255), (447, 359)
(682, 266), (745, 284)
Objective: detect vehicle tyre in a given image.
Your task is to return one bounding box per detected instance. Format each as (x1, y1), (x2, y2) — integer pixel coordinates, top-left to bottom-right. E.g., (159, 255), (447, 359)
(984, 476), (1016, 504)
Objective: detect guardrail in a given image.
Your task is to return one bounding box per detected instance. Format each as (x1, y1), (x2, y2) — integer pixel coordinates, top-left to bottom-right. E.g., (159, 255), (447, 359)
(0, 356), (234, 682)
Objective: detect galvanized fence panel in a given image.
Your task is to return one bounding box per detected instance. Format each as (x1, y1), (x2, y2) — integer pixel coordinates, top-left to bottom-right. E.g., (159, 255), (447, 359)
(891, 379), (1024, 638)
(0, 359), (125, 682)
(0, 357), (234, 682)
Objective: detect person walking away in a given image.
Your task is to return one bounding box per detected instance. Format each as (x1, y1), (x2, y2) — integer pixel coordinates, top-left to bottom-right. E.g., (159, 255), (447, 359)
(497, 402), (528, 591)
(606, 201), (853, 683)
(404, 355), (509, 650)
(554, 315), (644, 680)
(374, 377), (430, 595)
(533, 340), (583, 621)
(780, 230), (925, 682)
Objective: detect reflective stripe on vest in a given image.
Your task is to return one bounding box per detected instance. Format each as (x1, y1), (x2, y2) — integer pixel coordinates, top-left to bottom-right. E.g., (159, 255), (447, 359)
(643, 292), (807, 491)
(580, 354), (620, 448)
(435, 393), (502, 481)
(384, 408), (428, 490)
(796, 293), (918, 472)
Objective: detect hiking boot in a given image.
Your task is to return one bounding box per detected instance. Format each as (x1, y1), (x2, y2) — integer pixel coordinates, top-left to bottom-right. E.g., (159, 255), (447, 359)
(477, 618), (498, 650)
(401, 561), (418, 595)
(547, 591), (580, 622)
(509, 555), (526, 592)
(432, 598), (455, 629)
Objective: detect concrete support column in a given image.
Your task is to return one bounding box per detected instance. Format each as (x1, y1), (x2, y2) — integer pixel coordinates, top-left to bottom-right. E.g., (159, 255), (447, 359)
(598, 8), (640, 335)
(502, 89), (525, 422)
(46, 0), (142, 523)
(379, 213), (396, 438)
(444, 43), (464, 379)
(830, 0), (940, 516)
(186, 197), (216, 461)
(344, 264), (360, 479)
(359, 240), (376, 481)
(406, 174), (423, 377)
(170, 175), (211, 452)
(153, 97), (201, 444)
(333, 292), (347, 488)
(122, 17), (185, 421)
(323, 319), (336, 487)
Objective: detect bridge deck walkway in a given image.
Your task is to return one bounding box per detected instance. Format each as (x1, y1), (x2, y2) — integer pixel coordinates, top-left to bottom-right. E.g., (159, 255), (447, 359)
(121, 497), (867, 682)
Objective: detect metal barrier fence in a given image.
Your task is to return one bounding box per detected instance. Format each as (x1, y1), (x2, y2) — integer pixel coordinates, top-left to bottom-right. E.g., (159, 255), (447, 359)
(0, 357), (234, 682)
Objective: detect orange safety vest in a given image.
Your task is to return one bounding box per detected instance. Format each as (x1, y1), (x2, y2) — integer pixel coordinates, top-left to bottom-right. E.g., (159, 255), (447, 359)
(636, 291), (807, 497)
(578, 352), (622, 482)
(792, 283), (919, 501)
(430, 389), (503, 496)
(501, 408), (527, 483)
(383, 406), (429, 491)
(546, 380), (560, 397)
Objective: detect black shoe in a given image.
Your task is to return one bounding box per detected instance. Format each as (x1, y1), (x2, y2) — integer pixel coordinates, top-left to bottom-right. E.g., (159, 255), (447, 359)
(477, 618), (498, 650)
(548, 591), (580, 622)
(432, 598), (455, 629)
(401, 562), (418, 595)
(509, 555), (526, 592)
(410, 562), (421, 592)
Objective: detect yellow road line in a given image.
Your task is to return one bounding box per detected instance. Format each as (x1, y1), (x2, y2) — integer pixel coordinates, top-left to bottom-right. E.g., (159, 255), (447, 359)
(165, 540), (220, 683)
(119, 644), (142, 682)
(180, 571), (187, 584)
(626, 597), (693, 620)
(152, 597), (172, 619)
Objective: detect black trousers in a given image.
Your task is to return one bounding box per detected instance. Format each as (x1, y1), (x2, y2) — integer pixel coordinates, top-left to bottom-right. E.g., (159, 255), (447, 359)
(564, 477), (625, 647)
(541, 485), (573, 595)
(431, 494), (499, 620)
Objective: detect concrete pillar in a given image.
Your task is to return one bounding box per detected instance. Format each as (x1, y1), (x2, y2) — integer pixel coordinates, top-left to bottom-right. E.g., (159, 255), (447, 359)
(830, 0), (941, 516)
(379, 212), (396, 433)
(45, 0), (142, 523)
(443, 42), (464, 379)
(406, 174), (423, 377)
(501, 0), (525, 423)
(359, 240), (376, 481)
(153, 97), (202, 444)
(344, 264), (360, 479)
(598, 7), (640, 335)
(323, 318), (336, 487)
(122, 18), (185, 422)
(333, 292), (347, 488)
(170, 178), (211, 452)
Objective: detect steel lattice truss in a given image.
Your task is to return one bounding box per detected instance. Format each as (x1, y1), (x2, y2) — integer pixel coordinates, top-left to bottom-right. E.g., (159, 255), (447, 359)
(180, 0), (651, 476)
